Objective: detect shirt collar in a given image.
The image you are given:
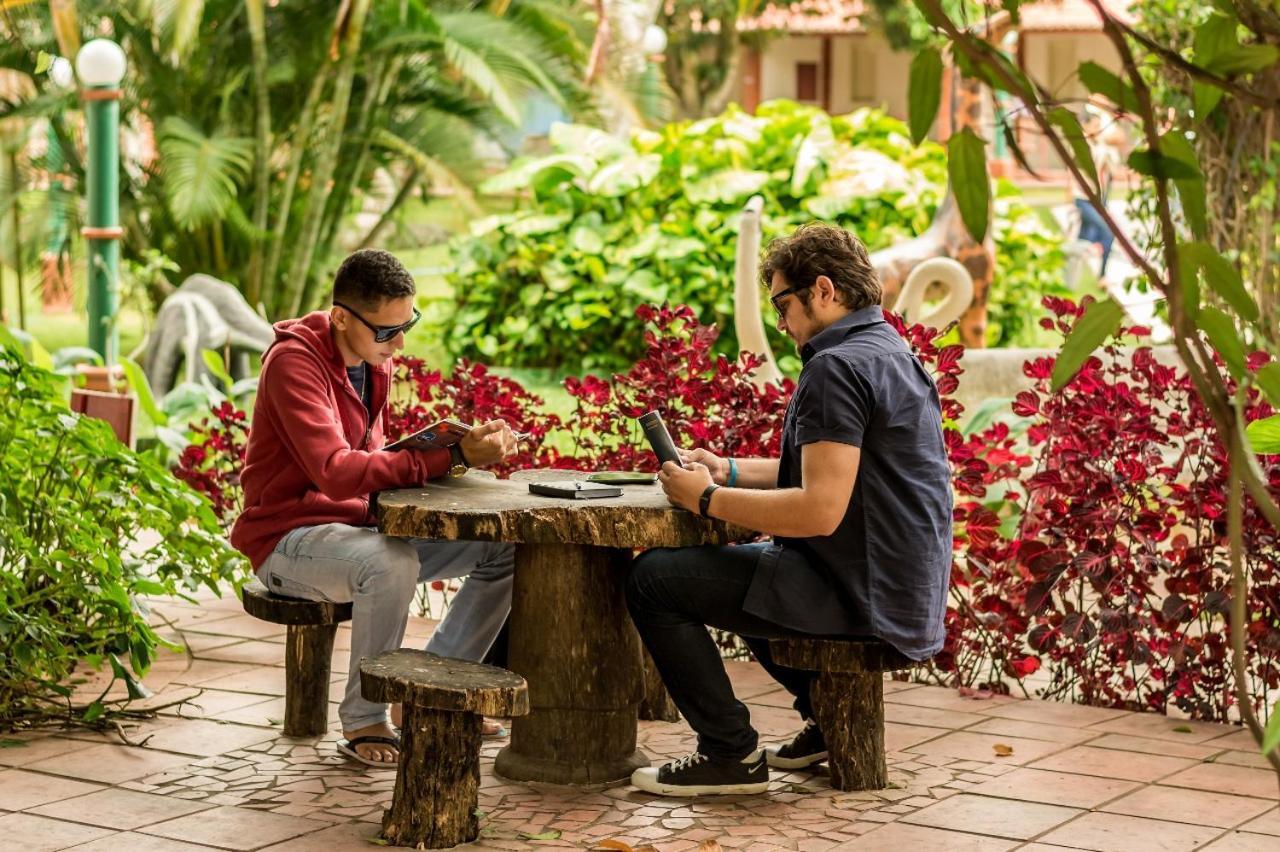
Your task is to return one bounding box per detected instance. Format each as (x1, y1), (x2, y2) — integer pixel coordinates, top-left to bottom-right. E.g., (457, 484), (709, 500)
(800, 304), (886, 363)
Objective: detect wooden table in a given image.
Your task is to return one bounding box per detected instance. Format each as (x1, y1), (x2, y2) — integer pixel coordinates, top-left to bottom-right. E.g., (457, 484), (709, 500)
(377, 469), (749, 785)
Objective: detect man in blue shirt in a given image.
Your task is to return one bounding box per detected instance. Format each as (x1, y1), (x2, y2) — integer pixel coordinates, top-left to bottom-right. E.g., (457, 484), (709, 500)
(627, 223), (953, 797)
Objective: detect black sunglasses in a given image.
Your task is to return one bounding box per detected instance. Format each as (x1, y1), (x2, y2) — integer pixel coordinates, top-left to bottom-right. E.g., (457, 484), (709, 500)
(769, 282), (813, 316)
(334, 301), (421, 343)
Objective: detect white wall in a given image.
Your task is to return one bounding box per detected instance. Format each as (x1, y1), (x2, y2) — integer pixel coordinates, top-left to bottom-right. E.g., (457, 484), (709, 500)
(754, 33), (923, 120)
(1022, 32), (1121, 102)
(759, 35), (824, 104)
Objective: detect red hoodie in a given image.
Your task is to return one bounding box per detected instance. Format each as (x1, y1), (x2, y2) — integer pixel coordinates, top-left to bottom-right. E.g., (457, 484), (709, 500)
(230, 311), (449, 569)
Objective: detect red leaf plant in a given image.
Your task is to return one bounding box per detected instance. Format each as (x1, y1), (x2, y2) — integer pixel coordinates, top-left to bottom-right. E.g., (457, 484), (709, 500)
(941, 296), (1280, 721)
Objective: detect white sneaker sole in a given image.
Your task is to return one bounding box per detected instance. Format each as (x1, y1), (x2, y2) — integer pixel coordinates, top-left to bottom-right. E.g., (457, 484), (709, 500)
(765, 747), (827, 770)
(630, 768), (769, 797)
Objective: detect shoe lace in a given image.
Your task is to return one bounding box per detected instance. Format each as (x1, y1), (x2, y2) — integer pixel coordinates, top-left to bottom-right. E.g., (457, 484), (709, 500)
(669, 751), (709, 772)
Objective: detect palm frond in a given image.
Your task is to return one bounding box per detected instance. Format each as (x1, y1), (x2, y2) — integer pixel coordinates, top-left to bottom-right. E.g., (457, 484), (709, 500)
(432, 20), (522, 125)
(152, 0), (207, 62)
(508, 0), (592, 63)
(370, 124), (481, 215)
(436, 11), (574, 114)
(156, 116), (253, 231)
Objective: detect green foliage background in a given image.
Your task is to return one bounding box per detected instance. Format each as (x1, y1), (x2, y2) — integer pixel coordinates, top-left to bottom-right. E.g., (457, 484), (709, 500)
(0, 331), (243, 726)
(441, 101), (1066, 372)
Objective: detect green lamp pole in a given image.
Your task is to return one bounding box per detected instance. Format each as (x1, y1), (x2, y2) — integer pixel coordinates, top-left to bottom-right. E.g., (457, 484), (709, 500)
(75, 39), (127, 364)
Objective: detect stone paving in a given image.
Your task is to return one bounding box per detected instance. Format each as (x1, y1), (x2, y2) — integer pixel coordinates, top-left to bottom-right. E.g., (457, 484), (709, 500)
(0, 586), (1277, 851)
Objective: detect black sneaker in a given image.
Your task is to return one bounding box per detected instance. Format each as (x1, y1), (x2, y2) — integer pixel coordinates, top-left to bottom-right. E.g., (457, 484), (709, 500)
(765, 718), (827, 769)
(630, 750), (769, 797)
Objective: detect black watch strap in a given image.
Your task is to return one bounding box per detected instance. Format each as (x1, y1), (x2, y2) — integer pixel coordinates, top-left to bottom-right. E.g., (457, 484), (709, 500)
(449, 444), (468, 469)
(698, 483), (721, 518)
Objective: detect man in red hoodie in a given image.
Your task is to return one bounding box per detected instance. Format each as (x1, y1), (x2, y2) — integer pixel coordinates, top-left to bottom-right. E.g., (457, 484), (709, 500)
(231, 249), (518, 767)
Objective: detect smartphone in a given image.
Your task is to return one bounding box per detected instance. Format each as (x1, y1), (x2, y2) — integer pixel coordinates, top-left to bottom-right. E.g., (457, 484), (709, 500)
(638, 410), (682, 467)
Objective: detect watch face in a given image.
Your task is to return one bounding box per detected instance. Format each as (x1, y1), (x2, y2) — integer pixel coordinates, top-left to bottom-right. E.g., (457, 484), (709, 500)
(449, 464), (467, 477)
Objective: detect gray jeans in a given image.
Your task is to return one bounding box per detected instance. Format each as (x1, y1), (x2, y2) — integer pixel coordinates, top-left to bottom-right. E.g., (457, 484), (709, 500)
(258, 523), (514, 731)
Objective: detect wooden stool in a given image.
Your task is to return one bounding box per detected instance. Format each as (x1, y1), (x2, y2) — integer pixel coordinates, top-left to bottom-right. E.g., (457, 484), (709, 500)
(769, 638), (915, 791)
(241, 579), (352, 737)
(361, 649), (529, 849)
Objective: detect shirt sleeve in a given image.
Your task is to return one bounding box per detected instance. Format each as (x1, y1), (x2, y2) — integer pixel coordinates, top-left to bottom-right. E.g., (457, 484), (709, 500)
(792, 354), (875, 448)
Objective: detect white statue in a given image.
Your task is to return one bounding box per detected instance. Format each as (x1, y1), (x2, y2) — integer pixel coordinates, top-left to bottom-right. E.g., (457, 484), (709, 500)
(143, 274), (275, 396)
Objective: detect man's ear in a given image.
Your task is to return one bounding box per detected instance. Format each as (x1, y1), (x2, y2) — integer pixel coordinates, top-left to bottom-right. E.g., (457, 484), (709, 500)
(330, 306), (346, 331)
(815, 275), (836, 305)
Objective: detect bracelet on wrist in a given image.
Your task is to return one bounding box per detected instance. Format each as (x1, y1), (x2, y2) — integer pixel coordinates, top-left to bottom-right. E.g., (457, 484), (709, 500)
(726, 457), (739, 488)
(699, 483), (721, 518)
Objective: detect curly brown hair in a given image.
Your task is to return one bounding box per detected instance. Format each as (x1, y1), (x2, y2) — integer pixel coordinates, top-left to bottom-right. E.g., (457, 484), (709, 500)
(760, 223), (881, 312)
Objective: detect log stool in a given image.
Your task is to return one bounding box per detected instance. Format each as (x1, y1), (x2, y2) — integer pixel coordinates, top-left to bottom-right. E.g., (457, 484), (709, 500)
(768, 638), (916, 791)
(361, 649), (529, 849)
(241, 579), (352, 737)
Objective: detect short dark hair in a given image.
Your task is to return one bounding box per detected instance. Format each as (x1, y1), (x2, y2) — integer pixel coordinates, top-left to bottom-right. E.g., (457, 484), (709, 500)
(332, 249), (416, 309)
(760, 223), (882, 312)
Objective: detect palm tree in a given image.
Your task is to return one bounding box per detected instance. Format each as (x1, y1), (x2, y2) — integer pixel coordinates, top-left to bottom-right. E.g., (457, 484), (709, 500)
(0, 0), (591, 319)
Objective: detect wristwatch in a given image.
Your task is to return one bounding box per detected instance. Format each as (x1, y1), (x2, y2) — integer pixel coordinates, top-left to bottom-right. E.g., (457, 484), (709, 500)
(448, 444), (469, 478)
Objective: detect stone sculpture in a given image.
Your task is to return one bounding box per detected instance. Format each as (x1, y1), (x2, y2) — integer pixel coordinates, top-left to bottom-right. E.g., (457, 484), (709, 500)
(142, 274), (275, 396)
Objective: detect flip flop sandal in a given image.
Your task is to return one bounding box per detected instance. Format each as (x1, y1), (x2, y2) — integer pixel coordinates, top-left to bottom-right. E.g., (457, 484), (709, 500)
(337, 734), (401, 768)
(482, 720), (509, 739)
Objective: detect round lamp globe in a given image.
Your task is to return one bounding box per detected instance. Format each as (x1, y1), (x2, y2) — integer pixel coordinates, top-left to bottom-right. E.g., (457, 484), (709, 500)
(641, 25), (667, 56)
(76, 39), (127, 88)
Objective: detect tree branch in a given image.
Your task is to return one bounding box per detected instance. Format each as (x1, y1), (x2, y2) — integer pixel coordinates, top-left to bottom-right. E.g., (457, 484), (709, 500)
(917, 0), (1163, 289)
(1115, 18), (1280, 111)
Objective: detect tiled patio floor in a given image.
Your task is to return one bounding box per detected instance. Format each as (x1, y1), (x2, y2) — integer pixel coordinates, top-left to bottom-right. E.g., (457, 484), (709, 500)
(1, 586), (1276, 851)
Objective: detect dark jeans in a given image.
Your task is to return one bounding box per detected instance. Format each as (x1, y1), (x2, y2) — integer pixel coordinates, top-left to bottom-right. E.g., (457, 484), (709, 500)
(1074, 197), (1115, 275)
(625, 542), (820, 762)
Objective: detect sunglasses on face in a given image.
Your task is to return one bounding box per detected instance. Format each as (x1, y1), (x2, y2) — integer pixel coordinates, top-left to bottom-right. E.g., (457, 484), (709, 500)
(769, 282), (812, 317)
(334, 301), (421, 343)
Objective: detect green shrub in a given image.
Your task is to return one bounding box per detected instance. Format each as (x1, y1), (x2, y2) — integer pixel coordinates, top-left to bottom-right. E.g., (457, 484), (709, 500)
(440, 100), (1064, 371)
(989, 180), (1071, 348)
(0, 331), (244, 727)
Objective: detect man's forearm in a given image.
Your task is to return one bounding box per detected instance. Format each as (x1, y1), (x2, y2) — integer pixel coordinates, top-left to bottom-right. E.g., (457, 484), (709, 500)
(722, 457), (779, 489)
(706, 485), (838, 538)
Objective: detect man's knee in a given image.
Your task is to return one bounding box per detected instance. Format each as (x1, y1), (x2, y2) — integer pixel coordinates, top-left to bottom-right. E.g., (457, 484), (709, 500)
(470, 542), (515, 580)
(626, 547), (677, 613)
(355, 536), (420, 594)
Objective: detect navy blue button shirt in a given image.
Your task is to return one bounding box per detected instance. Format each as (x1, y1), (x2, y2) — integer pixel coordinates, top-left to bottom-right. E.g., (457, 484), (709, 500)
(741, 305), (953, 660)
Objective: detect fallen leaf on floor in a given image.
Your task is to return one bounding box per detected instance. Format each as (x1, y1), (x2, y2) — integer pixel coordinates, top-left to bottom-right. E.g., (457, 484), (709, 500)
(0, 739), (28, 749)
(364, 839), (387, 847)
(696, 842), (723, 852)
(993, 743), (1014, 757)
(519, 830), (562, 841)
(1172, 725), (1192, 733)
(957, 686), (994, 700)
(593, 841), (632, 852)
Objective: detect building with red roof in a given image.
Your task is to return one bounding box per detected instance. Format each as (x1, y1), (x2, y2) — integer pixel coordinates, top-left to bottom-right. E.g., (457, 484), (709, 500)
(733, 1), (1135, 180)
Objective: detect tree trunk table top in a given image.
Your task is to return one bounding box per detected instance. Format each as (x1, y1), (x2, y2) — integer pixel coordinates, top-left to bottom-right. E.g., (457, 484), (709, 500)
(376, 469), (752, 548)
